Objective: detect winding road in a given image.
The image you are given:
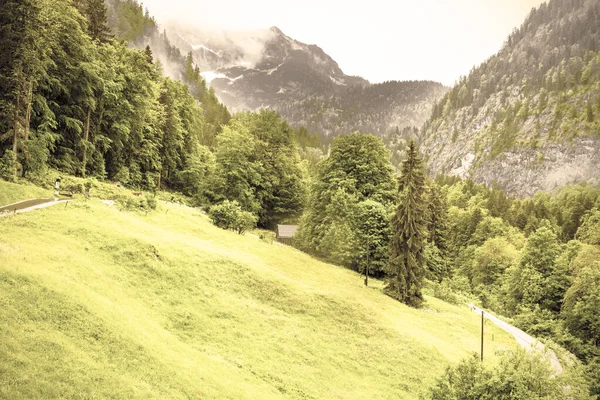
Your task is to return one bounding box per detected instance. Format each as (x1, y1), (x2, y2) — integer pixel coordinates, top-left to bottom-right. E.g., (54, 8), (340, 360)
(468, 303), (563, 374)
(0, 198), (69, 216)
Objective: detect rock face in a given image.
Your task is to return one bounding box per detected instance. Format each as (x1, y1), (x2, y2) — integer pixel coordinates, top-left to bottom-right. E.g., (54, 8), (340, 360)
(421, 0), (600, 196)
(473, 138), (600, 197)
(167, 25), (447, 137)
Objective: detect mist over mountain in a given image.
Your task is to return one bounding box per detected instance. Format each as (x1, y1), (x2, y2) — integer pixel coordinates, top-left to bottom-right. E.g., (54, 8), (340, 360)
(167, 24), (447, 137)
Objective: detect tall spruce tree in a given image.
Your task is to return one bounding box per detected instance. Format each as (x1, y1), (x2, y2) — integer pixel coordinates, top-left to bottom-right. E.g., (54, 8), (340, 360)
(386, 139), (427, 307)
(75, 0), (111, 42)
(0, 0), (49, 179)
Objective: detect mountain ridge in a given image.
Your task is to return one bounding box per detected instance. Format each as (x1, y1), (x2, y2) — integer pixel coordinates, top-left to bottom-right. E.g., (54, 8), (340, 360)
(421, 0), (600, 196)
(166, 24), (448, 139)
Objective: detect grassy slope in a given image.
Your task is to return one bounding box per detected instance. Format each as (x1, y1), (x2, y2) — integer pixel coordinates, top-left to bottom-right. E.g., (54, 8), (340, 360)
(0, 182), (517, 399)
(0, 180), (53, 205)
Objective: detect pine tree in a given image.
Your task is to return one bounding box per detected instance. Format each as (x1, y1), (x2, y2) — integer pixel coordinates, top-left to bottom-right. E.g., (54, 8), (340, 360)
(427, 183), (449, 252)
(386, 140), (427, 307)
(0, 0), (48, 179)
(82, 0), (112, 42)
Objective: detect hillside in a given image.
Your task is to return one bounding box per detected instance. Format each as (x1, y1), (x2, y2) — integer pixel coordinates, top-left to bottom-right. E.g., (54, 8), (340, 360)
(105, 0), (231, 143)
(0, 181), (517, 399)
(422, 0), (600, 196)
(167, 25), (448, 137)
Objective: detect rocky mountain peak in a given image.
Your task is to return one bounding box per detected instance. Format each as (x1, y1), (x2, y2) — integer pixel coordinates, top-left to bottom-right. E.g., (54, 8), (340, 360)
(165, 24), (445, 142)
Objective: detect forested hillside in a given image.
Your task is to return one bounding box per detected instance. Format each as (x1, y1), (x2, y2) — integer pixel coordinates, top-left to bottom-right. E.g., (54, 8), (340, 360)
(0, 0), (229, 192)
(105, 0), (230, 144)
(422, 0), (600, 196)
(0, 0), (321, 230)
(283, 80), (447, 138)
(295, 132), (600, 396)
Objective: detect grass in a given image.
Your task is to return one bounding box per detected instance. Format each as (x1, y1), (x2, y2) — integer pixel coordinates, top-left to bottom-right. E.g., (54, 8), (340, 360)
(0, 180), (52, 205)
(0, 179), (518, 399)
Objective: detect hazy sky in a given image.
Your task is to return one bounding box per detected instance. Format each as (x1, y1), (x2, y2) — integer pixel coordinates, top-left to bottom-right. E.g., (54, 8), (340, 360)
(140, 0), (545, 86)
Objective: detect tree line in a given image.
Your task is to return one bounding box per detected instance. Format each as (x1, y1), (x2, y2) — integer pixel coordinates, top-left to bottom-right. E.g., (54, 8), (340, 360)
(0, 0), (230, 191)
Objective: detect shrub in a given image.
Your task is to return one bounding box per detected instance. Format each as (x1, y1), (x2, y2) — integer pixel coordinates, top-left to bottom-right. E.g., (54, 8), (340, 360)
(116, 193), (156, 212)
(426, 349), (590, 400)
(113, 166), (130, 185)
(0, 150), (17, 181)
(209, 200), (257, 234)
(145, 194), (157, 210)
(431, 281), (460, 305)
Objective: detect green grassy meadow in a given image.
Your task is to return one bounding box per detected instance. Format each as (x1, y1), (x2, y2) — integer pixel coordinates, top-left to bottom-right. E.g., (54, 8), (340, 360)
(0, 181), (517, 399)
(0, 180), (53, 205)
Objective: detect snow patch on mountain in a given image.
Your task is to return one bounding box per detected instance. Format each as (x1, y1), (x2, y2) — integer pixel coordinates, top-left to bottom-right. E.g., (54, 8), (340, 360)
(267, 61), (287, 75)
(330, 76), (347, 86)
(227, 75), (244, 85)
(201, 71), (228, 83)
(192, 44), (220, 56)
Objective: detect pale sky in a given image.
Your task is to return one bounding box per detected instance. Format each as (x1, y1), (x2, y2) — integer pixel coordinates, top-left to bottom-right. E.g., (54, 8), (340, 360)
(140, 0), (545, 86)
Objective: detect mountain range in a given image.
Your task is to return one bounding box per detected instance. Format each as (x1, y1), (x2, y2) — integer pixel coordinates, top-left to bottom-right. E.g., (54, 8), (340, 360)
(167, 24), (447, 137)
(123, 0), (600, 197)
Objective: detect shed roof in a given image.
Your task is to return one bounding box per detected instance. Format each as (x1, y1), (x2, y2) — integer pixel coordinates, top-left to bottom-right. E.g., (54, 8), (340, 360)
(276, 225), (299, 239)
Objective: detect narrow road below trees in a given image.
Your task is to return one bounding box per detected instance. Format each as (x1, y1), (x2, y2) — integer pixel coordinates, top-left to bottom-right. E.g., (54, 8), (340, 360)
(0, 198), (69, 216)
(468, 303), (563, 374)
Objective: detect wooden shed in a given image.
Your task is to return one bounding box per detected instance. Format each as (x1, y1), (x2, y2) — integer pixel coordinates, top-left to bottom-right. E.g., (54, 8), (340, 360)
(276, 225), (299, 245)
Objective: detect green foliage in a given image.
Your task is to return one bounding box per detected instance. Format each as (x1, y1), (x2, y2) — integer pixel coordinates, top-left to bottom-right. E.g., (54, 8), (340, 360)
(117, 193), (157, 211)
(354, 199), (391, 277)
(0, 0), (231, 196)
(174, 144), (215, 197)
(209, 120), (261, 214)
(0, 151), (17, 181)
(208, 111), (306, 228)
(430, 280), (461, 305)
(427, 349), (590, 400)
(504, 227), (570, 314)
(208, 200), (257, 235)
(386, 140), (427, 307)
(76, 0), (111, 42)
(563, 264), (600, 346)
(297, 133), (396, 268)
(314, 189), (359, 267)
(431, 175), (600, 398)
(576, 208), (600, 246)
(471, 237), (518, 287)
(427, 183), (449, 253)
(425, 244), (449, 283)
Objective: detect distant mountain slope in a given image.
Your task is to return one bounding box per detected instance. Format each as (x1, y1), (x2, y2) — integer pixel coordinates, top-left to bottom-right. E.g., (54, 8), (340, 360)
(168, 25), (448, 137)
(422, 0), (600, 196)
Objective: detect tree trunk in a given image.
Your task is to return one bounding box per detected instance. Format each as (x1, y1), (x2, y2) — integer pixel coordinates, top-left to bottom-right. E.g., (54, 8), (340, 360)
(12, 94), (21, 180)
(82, 108), (91, 178)
(24, 81), (33, 141)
